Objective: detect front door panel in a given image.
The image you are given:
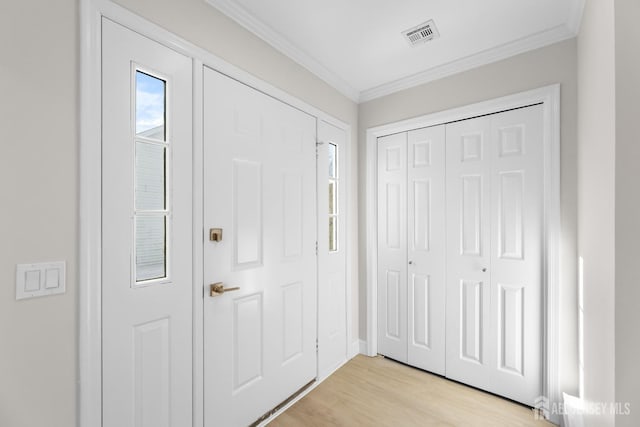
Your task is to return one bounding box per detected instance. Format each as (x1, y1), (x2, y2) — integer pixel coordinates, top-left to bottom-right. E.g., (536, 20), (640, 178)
(203, 68), (317, 426)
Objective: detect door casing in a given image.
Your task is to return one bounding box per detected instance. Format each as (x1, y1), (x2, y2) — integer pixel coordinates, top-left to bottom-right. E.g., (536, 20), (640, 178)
(364, 85), (561, 423)
(78, 2), (353, 426)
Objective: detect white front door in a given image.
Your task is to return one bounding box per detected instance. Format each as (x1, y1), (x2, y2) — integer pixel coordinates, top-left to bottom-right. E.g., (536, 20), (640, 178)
(203, 67), (317, 426)
(317, 120), (348, 378)
(102, 19), (193, 427)
(445, 105), (543, 405)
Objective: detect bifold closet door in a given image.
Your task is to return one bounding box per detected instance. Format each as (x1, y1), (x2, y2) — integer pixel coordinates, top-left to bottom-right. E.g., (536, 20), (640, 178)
(377, 132), (408, 363)
(407, 126), (446, 375)
(377, 126), (446, 375)
(445, 105), (543, 406)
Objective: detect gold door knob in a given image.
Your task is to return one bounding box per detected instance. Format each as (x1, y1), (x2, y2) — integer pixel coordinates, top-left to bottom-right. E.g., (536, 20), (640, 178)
(210, 282), (241, 297)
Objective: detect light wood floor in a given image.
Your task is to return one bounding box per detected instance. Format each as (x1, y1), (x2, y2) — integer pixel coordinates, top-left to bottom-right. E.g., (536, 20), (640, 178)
(269, 355), (553, 427)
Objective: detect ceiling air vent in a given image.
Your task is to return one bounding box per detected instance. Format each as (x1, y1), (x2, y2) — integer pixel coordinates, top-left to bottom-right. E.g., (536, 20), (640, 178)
(402, 19), (440, 46)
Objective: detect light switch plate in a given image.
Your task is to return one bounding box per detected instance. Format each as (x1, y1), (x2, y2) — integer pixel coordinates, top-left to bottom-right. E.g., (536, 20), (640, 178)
(16, 262), (66, 300)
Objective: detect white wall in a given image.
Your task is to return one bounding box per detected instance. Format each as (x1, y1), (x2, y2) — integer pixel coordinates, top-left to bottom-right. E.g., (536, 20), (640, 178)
(0, 1), (358, 426)
(577, 1), (616, 425)
(615, 0), (640, 425)
(358, 39), (579, 398)
(0, 1), (77, 427)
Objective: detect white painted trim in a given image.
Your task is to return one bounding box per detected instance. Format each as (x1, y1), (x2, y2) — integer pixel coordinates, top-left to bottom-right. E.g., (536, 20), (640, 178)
(542, 85), (562, 425)
(364, 84), (561, 423)
(358, 339), (368, 355)
(192, 59), (205, 427)
(359, 25), (575, 102)
(344, 123), (355, 372)
(78, 0), (103, 426)
(204, 0), (359, 102)
(566, 0), (586, 35)
(350, 340), (360, 358)
(79, 2), (353, 426)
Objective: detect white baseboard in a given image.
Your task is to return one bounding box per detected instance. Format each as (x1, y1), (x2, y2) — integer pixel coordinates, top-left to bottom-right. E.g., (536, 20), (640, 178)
(562, 393), (585, 427)
(349, 340), (360, 358)
(358, 339), (368, 355)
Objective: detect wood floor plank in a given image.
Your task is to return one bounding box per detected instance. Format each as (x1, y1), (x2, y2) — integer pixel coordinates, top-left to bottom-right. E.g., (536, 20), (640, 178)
(269, 355), (553, 427)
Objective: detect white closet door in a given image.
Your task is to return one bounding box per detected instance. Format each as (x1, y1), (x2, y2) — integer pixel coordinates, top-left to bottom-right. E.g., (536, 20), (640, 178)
(445, 115), (493, 389)
(488, 105), (543, 404)
(203, 67), (317, 426)
(445, 105), (543, 406)
(377, 132), (408, 362)
(407, 126), (446, 375)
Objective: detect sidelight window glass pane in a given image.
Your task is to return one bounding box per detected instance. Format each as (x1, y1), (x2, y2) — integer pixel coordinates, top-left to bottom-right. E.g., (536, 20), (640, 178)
(135, 215), (166, 282)
(328, 143), (337, 178)
(329, 181), (337, 215)
(134, 69), (169, 284)
(135, 71), (166, 140)
(329, 142), (339, 252)
(135, 142), (166, 210)
(329, 216), (338, 252)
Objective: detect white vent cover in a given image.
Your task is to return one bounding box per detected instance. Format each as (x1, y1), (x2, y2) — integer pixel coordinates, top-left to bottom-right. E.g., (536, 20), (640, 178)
(402, 20), (440, 46)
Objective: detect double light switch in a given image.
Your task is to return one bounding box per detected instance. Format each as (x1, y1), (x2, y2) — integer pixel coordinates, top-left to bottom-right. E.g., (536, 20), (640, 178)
(16, 262), (66, 300)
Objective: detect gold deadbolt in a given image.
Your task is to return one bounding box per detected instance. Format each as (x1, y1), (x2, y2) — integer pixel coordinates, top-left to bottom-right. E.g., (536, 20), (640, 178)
(209, 228), (223, 242)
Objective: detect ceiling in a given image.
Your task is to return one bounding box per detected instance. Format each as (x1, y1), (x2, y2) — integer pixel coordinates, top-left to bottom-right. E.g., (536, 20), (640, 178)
(206, 0), (584, 102)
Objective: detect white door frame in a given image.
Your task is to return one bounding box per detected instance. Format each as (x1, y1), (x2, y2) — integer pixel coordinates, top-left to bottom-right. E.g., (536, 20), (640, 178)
(79, 1), (352, 426)
(364, 84), (561, 423)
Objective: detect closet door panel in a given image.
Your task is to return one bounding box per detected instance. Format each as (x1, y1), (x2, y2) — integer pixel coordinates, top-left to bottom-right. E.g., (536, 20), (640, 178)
(445, 105), (543, 406)
(445, 116), (493, 389)
(407, 126), (446, 375)
(488, 105), (543, 405)
(377, 133), (408, 362)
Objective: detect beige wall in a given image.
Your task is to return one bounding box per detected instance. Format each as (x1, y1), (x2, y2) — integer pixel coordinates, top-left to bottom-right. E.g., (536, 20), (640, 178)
(577, 1), (616, 425)
(0, 1), (358, 426)
(578, 2), (640, 425)
(615, 0), (640, 425)
(358, 39), (579, 397)
(0, 1), (78, 427)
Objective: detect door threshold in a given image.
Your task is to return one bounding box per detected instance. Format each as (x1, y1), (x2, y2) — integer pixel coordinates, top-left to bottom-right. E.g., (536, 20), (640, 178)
(250, 379), (316, 426)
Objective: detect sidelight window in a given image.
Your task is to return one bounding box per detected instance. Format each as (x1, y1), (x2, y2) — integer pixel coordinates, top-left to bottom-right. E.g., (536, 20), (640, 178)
(328, 143), (339, 252)
(134, 70), (169, 283)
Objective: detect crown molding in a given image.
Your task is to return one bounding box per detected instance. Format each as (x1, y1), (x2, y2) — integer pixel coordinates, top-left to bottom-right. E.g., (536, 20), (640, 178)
(205, 0), (360, 102)
(566, 0), (586, 35)
(359, 23), (577, 103)
(206, 0), (585, 104)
